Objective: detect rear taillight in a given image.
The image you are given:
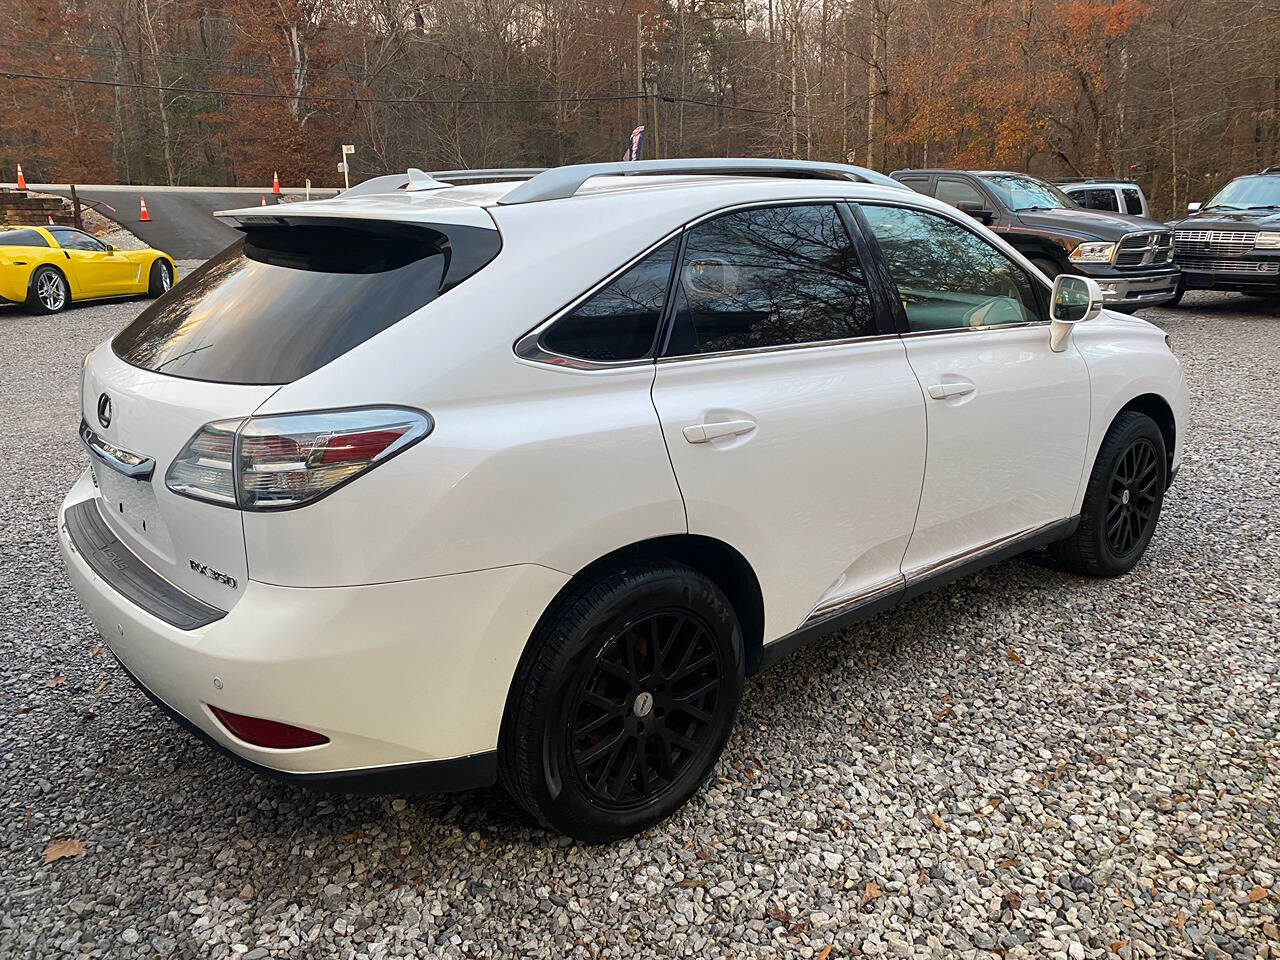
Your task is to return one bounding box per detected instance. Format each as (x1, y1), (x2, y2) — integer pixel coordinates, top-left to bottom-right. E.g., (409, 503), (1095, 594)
(166, 407), (431, 510)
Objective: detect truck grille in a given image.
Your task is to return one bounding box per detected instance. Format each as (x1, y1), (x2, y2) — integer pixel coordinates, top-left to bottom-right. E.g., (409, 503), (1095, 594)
(1173, 229), (1258, 257)
(1177, 257), (1279, 275)
(1114, 231), (1173, 267)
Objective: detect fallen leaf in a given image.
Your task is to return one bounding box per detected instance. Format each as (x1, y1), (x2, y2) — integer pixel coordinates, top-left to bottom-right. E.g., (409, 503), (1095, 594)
(695, 849), (707, 861)
(90, 644), (101, 657)
(46, 674), (66, 688)
(1169, 910), (1186, 930)
(682, 840), (692, 850)
(673, 879), (701, 889)
(860, 881), (883, 907)
(816, 948), (832, 960)
(42, 838), (85, 864)
(1111, 940), (1129, 953)
(766, 907), (792, 924)
(928, 813), (946, 830)
(998, 858), (1018, 869)
(1122, 897), (1135, 909)
(1002, 890), (1022, 910)
(94, 681), (107, 693)
(1248, 886), (1269, 903)
(917, 869), (927, 885)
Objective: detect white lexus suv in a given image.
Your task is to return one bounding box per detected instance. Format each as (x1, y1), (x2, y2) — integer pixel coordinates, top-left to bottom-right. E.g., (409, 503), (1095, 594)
(59, 159), (1188, 841)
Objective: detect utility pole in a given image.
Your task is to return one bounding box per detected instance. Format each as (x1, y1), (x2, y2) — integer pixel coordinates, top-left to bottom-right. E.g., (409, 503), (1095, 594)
(650, 81), (661, 159)
(635, 14), (644, 133)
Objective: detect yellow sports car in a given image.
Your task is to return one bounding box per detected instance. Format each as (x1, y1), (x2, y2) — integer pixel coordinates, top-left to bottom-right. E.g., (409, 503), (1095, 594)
(0, 225), (176, 314)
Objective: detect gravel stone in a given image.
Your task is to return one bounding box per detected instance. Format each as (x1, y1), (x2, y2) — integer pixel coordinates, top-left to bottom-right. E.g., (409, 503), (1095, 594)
(0, 290), (1277, 959)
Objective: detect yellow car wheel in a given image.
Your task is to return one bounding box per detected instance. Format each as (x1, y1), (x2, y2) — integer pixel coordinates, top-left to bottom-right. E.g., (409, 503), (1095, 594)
(27, 265), (69, 314)
(147, 259), (173, 298)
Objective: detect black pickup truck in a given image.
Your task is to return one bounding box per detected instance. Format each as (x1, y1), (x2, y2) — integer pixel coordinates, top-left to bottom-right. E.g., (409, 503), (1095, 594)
(1167, 167), (1280, 303)
(890, 169), (1180, 309)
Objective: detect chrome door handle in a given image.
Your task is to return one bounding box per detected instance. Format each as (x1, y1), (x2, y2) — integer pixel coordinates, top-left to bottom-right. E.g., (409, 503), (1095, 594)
(927, 382), (975, 400)
(683, 419), (757, 443)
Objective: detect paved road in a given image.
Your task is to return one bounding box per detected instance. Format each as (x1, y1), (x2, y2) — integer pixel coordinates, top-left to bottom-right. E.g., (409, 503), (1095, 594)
(12, 183), (338, 260)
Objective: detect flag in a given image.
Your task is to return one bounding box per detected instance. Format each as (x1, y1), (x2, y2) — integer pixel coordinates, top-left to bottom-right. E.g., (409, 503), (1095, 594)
(625, 125), (645, 162)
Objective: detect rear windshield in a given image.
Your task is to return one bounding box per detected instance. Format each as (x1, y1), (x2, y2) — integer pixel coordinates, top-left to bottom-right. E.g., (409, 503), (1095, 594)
(112, 221), (499, 384)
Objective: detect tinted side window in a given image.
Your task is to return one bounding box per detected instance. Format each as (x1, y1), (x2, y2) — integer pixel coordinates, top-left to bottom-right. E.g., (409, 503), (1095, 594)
(664, 204), (876, 356)
(1078, 188), (1120, 212)
(896, 177), (932, 196)
(50, 228), (105, 252)
(0, 228), (50, 248)
(859, 204), (1043, 332)
(935, 178), (986, 209)
(1122, 188), (1144, 215)
(541, 237), (677, 362)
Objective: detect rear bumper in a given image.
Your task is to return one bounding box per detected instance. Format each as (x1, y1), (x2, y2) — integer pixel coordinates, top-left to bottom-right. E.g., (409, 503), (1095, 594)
(58, 469), (567, 783)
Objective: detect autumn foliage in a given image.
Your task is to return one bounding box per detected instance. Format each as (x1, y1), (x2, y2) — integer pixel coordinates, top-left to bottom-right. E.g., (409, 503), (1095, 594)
(0, 0), (1276, 216)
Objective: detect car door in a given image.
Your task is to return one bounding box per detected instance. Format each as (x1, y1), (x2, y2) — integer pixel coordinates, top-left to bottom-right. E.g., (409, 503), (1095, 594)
(48, 228), (136, 297)
(651, 202), (926, 642)
(854, 201), (1091, 583)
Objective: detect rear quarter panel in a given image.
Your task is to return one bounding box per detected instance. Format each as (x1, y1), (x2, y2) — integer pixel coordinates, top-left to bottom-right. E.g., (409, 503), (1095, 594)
(0, 247), (56, 302)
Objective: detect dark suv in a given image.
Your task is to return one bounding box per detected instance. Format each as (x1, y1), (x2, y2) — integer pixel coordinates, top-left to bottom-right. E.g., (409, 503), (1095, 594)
(1168, 167), (1280, 303)
(891, 169), (1179, 309)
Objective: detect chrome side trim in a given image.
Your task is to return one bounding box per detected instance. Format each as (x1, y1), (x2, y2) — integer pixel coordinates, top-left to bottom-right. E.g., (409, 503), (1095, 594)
(902, 521), (1056, 584)
(801, 575), (905, 628)
(79, 420), (154, 481)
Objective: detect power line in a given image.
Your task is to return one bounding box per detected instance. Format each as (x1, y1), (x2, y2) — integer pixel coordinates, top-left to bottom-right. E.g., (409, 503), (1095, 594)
(0, 68), (798, 120)
(0, 70), (647, 107)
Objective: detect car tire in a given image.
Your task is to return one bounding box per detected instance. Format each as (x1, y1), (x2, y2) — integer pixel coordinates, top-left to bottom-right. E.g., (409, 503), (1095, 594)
(1031, 257), (1062, 281)
(1163, 278), (1186, 307)
(147, 259), (173, 297)
(1050, 410), (1167, 578)
(499, 560), (744, 842)
(26, 265), (70, 314)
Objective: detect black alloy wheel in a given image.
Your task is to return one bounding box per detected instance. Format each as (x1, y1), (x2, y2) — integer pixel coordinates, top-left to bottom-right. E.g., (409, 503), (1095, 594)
(1104, 437), (1160, 557)
(1049, 410), (1167, 577)
(500, 560), (743, 842)
(568, 610), (725, 811)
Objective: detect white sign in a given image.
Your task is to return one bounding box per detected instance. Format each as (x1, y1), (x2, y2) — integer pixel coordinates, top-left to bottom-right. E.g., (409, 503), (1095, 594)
(337, 161), (348, 172)
(342, 144), (355, 155)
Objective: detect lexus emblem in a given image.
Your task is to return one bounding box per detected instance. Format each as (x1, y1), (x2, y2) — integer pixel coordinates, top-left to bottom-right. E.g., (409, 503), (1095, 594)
(96, 393), (112, 429)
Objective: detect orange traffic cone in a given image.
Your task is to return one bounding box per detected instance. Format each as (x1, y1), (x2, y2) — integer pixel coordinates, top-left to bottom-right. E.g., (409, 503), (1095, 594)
(272, 171), (281, 195)
(260, 196), (267, 206)
(139, 196), (150, 222)
(16, 163), (27, 190)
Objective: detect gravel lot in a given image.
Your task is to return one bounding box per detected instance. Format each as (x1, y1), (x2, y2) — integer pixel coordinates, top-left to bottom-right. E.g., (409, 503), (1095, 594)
(0, 290), (1276, 960)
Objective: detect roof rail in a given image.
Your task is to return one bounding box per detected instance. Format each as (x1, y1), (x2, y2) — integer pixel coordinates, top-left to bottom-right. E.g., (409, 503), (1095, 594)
(1261, 165), (1280, 175)
(497, 158), (904, 205)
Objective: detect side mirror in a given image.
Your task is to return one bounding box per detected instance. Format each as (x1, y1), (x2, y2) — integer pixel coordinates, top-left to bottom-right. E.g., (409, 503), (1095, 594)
(104, 243), (115, 253)
(956, 200), (995, 225)
(1049, 274), (1103, 352)
(1186, 201), (1201, 214)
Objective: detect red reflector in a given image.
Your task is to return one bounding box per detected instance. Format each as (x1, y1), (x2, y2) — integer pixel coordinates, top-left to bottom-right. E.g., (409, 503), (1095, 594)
(208, 705), (329, 749)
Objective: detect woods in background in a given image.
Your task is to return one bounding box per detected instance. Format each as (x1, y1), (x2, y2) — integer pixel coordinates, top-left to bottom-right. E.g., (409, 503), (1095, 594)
(2, 0), (1277, 217)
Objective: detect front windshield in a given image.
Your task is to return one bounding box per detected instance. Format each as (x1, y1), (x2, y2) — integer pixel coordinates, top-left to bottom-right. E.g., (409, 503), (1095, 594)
(980, 174), (1076, 212)
(1203, 176), (1280, 210)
